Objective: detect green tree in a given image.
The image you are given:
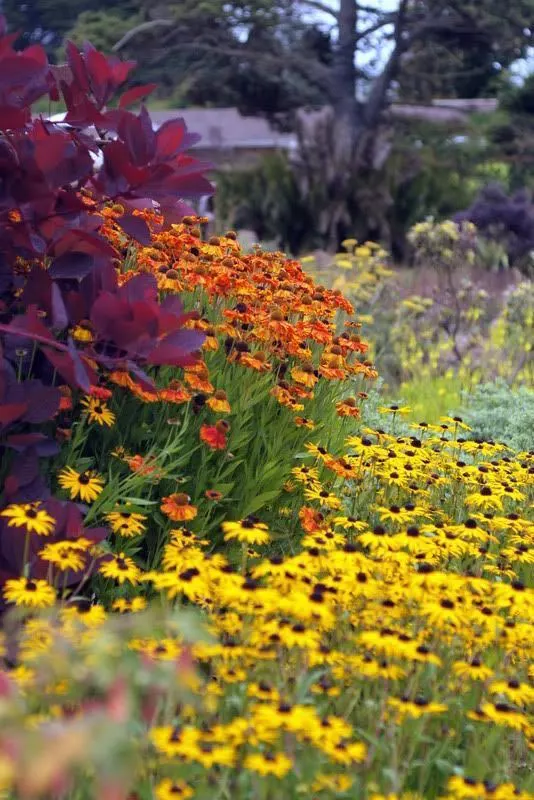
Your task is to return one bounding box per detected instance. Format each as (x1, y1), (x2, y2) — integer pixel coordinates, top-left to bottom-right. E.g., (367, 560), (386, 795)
(3, 0), (136, 55)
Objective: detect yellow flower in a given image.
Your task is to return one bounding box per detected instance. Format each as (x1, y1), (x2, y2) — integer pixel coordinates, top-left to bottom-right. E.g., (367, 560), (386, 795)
(99, 553), (141, 584)
(222, 517), (270, 545)
(388, 696), (447, 720)
(479, 701), (528, 731)
(154, 779), (193, 800)
(72, 323), (94, 342)
(39, 542), (86, 572)
(58, 467), (104, 502)
(452, 659), (494, 682)
(105, 510), (147, 537)
(0, 502), (55, 536)
(303, 485), (342, 509)
(112, 597), (147, 613)
(244, 751), (292, 778)
(81, 396), (116, 426)
(378, 404), (412, 415)
(3, 578), (55, 608)
(312, 774), (353, 793)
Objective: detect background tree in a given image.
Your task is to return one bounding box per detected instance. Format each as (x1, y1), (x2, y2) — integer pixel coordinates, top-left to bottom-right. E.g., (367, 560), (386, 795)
(7, 0), (534, 253)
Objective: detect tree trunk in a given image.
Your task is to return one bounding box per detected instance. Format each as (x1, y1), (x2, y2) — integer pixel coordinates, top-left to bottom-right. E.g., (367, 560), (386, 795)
(333, 0), (358, 121)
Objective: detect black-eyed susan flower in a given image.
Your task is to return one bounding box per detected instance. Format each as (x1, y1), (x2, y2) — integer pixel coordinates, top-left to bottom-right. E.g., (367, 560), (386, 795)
(61, 602), (107, 628)
(291, 465), (320, 484)
(99, 553), (141, 585)
(222, 517), (270, 545)
(465, 486), (503, 511)
(3, 578), (55, 608)
(150, 725), (201, 758)
(0, 502), (55, 536)
(154, 779), (193, 800)
(312, 774), (353, 794)
(105, 510), (147, 537)
(57, 467), (104, 502)
(377, 505), (416, 526)
(304, 486), (342, 510)
(333, 515), (367, 532)
(444, 776), (485, 798)
(321, 738), (367, 765)
(112, 597), (147, 613)
(489, 679), (534, 706)
(39, 542), (86, 572)
(304, 442), (331, 461)
(378, 403), (412, 415)
(388, 695), (447, 720)
(81, 395), (116, 426)
(452, 658), (494, 682)
(244, 752), (292, 778)
(479, 700), (528, 731)
(440, 415), (472, 431)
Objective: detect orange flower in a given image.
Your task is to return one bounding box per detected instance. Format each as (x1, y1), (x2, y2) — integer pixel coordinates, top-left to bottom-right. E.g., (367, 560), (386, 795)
(125, 455), (163, 478)
(109, 371), (136, 389)
(200, 325), (219, 351)
(294, 417), (315, 429)
(299, 505), (327, 533)
(336, 398), (361, 418)
(161, 493), (198, 521)
(322, 347), (345, 369)
(58, 386), (72, 412)
(207, 390), (231, 414)
(89, 385), (112, 400)
(159, 382), (191, 404)
(184, 372), (214, 393)
(130, 383), (159, 403)
(325, 457), (359, 479)
(200, 421), (229, 450)
(238, 352), (271, 372)
(291, 363), (318, 388)
(205, 489), (223, 501)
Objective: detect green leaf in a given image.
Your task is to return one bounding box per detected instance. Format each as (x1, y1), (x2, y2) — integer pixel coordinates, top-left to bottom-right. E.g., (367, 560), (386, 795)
(242, 489), (281, 517)
(121, 497), (158, 506)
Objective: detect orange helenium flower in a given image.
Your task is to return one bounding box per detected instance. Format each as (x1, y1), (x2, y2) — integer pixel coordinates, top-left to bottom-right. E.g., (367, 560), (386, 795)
(161, 493), (198, 521)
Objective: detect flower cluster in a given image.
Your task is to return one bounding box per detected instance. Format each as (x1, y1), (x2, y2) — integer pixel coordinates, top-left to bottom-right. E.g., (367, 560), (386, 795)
(1, 393), (532, 797)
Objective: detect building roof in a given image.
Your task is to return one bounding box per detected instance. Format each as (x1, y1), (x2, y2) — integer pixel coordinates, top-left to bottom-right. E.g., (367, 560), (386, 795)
(153, 100), (498, 150)
(148, 108), (296, 150)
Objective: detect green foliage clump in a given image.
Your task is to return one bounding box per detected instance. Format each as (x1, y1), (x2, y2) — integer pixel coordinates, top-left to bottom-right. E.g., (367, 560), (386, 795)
(458, 380), (534, 451)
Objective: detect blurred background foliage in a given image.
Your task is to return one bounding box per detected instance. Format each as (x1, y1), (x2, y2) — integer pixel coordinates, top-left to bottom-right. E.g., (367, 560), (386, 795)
(8, 0), (534, 260)
(6, 0), (533, 427)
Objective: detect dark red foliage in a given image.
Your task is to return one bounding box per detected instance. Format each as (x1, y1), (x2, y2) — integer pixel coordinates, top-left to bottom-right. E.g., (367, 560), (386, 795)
(0, 17), (211, 589)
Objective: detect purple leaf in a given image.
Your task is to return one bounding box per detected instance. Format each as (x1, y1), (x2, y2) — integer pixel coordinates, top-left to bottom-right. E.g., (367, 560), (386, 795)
(116, 213), (151, 244)
(148, 329), (205, 366)
(49, 252), (95, 281)
(119, 83), (157, 109)
(41, 341), (92, 392)
(51, 283), (68, 329)
(24, 383), (61, 423)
